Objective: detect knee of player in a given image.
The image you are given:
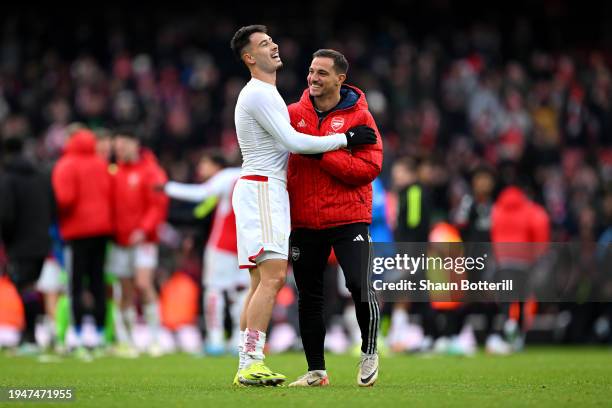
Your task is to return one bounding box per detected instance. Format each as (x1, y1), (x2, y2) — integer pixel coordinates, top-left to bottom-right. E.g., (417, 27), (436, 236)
(298, 299), (324, 312)
(297, 292), (324, 303)
(134, 278), (153, 293)
(261, 275), (286, 292)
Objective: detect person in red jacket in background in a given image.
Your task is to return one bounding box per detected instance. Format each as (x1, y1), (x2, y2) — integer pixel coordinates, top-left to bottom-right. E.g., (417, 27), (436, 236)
(52, 128), (113, 354)
(108, 125), (168, 356)
(491, 185), (550, 351)
(286, 49), (383, 387)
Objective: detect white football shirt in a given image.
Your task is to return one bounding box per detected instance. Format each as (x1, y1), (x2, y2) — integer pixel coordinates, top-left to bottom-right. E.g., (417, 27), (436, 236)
(164, 167), (241, 253)
(234, 78), (347, 182)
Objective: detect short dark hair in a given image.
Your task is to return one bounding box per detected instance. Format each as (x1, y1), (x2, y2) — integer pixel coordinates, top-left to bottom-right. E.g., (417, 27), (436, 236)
(312, 49), (349, 74)
(230, 25), (268, 61)
(394, 156), (417, 173)
(114, 123), (141, 141)
(471, 164), (496, 180)
(200, 149), (228, 168)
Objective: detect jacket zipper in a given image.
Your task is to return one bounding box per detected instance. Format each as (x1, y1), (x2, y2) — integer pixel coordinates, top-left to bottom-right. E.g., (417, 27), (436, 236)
(316, 104), (355, 130)
(310, 102), (357, 229)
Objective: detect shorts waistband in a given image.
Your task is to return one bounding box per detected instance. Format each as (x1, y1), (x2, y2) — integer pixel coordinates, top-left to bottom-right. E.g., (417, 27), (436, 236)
(240, 175), (268, 182)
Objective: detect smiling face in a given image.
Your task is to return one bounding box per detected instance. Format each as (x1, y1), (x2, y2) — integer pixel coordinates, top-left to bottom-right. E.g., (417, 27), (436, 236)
(308, 56), (345, 98)
(243, 32), (282, 73)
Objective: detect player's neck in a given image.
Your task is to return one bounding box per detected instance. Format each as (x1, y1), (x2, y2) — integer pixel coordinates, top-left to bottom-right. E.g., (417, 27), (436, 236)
(313, 92), (341, 113)
(251, 69), (277, 86)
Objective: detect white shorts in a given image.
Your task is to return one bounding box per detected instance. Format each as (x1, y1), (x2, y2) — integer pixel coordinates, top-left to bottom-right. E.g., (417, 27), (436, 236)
(37, 258), (65, 293)
(107, 243), (159, 278)
(203, 247), (250, 289)
(232, 176), (290, 269)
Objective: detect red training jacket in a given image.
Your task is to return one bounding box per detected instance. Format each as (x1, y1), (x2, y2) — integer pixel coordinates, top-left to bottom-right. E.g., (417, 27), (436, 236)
(287, 85), (383, 229)
(491, 186), (550, 266)
(52, 129), (113, 240)
(112, 149), (169, 246)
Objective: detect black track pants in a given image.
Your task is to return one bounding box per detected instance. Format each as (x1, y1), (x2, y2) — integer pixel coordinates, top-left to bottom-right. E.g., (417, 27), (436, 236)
(65, 236), (108, 329)
(291, 223), (379, 371)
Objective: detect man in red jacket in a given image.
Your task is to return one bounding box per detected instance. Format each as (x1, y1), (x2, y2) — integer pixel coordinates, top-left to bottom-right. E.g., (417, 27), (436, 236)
(286, 49), (383, 387)
(491, 185), (550, 351)
(52, 128), (113, 353)
(108, 126), (168, 355)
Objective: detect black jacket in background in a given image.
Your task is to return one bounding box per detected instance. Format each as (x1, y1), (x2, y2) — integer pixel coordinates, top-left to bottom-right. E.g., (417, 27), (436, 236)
(0, 156), (53, 259)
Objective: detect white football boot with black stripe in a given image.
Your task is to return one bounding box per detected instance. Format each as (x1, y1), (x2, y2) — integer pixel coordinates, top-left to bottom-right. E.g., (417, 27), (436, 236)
(288, 370), (330, 387)
(357, 352), (378, 387)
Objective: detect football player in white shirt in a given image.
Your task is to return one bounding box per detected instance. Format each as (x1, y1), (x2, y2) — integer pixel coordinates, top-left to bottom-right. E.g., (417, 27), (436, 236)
(229, 25), (377, 386)
(164, 152), (246, 356)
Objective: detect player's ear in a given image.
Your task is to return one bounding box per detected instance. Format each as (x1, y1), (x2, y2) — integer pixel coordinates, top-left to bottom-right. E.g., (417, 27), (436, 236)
(338, 73), (346, 86)
(242, 52), (256, 66)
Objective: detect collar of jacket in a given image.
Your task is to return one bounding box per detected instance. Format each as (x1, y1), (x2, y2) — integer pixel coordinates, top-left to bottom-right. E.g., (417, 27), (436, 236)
(300, 84), (367, 115)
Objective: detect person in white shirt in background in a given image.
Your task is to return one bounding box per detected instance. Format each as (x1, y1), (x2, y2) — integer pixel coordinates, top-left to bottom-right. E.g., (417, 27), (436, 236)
(164, 151), (247, 356)
(229, 24), (377, 386)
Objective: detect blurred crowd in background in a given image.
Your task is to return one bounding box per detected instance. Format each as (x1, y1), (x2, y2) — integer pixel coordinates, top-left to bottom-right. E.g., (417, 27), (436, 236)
(0, 1), (611, 358)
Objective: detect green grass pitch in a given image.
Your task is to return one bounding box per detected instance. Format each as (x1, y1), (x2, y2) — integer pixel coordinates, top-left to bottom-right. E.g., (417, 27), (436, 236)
(1, 347), (611, 407)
